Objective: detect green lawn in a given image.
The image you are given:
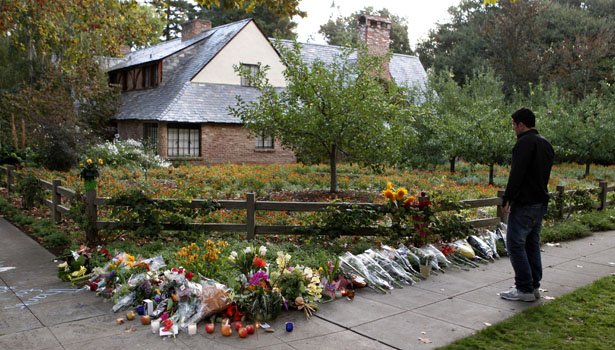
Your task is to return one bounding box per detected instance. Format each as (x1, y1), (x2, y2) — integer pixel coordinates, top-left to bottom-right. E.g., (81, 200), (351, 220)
(439, 276), (615, 349)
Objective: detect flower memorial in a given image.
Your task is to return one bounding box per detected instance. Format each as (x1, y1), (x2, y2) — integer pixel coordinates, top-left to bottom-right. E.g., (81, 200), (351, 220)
(52, 180), (513, 339)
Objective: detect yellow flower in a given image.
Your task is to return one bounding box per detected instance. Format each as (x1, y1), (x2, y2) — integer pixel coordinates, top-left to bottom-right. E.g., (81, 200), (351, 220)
(86, 159), (92, 164)
(382, 189), (395, 201)
(71, 265), (87, 277)
(396, 188), (408, 200)
(57, 261), (68, 269)
(386, 181), (392, 190)
(155, 289), (161, 295)
(98, 158), (103, 165)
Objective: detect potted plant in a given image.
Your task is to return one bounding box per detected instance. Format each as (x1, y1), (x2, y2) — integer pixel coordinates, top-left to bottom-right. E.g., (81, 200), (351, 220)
(80, 158), (102, 190)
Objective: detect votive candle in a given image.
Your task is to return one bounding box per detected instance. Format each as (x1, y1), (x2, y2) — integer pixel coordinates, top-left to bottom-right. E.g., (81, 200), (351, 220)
(188, 322), (197, 336)
(151, 319), (160, 334)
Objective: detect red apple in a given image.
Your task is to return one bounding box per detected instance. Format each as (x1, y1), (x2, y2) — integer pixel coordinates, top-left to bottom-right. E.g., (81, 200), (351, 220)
(233, 321), (243, 331)
(245, 324), (255, 334)
(221, 324), (232, 337)
(238, 327), (248, 338)
(126, 311), (135, 321)
(205, 323), (215, 334)
(140, 315), (151, 325)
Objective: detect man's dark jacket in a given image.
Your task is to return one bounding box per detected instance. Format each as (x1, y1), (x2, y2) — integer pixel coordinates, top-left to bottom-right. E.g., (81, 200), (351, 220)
(503, 129), (554, 207)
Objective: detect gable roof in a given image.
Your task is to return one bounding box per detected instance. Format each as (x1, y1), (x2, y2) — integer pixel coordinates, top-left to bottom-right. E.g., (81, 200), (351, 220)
(275, 39), (428, 91)
(113, 18), (252, 122)
(112, 19), (428, 125)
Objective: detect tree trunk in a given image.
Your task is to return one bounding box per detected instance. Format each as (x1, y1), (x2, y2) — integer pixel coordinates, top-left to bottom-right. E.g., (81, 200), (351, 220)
(329, 145), (338, 193)
(449, 156), (456, 173)
(584, 162), (591, 178)
(488, 163), (495, 186)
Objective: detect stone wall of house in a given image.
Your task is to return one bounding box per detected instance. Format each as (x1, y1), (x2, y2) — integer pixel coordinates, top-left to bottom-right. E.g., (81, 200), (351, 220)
(117, 120), (296, 164)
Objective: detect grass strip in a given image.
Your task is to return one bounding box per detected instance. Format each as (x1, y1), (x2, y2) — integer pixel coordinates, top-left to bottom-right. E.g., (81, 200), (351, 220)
(439, 275), (615, 349)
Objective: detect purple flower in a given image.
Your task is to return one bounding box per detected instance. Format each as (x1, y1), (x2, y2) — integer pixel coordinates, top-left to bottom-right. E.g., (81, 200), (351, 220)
(154, 295), (161, 303)
(105, 270), (116, 280)
(249, 271), (269, 286)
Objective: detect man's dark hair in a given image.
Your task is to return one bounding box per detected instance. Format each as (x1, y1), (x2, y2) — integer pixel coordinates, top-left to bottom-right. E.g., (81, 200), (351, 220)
(511, 108), (536, 128)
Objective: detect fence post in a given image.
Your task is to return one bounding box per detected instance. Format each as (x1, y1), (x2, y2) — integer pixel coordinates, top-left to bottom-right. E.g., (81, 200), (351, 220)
(246, 192), (255, 240)
(52, 179), (62, 223)
(6, 165), (14, 197)
(557, 185), (565, 219)
(496, 190), (507, 223)
(599, 181), (608, 211)
(85, 188), (98, 243)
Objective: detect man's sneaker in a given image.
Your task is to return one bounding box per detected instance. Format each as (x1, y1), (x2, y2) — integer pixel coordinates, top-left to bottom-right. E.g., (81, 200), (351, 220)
(534, 289), (541, 299)
(500, 287), (537, 302)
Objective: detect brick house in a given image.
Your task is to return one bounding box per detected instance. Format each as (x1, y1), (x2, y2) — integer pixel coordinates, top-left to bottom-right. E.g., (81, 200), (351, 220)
(107, 15), (427, 164)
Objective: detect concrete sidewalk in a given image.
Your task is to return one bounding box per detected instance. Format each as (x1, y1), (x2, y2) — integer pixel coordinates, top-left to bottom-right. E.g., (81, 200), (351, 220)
(1, 217), (614, 350)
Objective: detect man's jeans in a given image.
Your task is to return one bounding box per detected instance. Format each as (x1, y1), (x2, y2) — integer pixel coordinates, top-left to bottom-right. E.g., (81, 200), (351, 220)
(506, 202), (548, 293)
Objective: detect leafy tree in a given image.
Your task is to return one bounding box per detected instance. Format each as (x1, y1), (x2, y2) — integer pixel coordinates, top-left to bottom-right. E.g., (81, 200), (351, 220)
(195, 0), (305, 18)
(150, 0), (195, 40)
(191, 3), (297, 39)
(318, 7), (413, 55)
(230, 41), (414, 192)
(0, 0), (157, 167)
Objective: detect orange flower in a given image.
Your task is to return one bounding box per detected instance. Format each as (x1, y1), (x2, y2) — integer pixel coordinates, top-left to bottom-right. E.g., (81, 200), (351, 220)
(253, 257), (267, 268)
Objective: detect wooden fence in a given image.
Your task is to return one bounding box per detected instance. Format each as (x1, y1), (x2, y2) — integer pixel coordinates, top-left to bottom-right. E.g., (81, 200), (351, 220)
(1, 165), (614, 242)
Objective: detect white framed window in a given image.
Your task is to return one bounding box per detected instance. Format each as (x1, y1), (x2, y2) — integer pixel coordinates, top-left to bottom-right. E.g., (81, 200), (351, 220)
(255, 135), (274, 149)
(240, 63), (259, 87)
(167, 124), (200, 157)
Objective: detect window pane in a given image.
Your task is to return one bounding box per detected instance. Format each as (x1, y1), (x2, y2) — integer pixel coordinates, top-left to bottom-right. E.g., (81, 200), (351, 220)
(168, 125), (200, 157)
(167, 128), (178, 156)
(190, 129), (199, 156)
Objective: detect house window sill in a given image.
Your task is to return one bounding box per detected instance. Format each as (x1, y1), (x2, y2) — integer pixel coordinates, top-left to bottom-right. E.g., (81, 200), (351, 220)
(167, 156), (202, 160)
(254, 148), (275, 153)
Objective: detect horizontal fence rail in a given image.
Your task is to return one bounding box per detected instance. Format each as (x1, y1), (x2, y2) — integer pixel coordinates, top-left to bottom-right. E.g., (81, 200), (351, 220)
(1, 164), (614, 242)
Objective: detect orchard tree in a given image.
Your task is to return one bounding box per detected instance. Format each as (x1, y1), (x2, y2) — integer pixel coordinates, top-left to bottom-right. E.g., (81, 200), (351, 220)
(230, 41), (413, 193)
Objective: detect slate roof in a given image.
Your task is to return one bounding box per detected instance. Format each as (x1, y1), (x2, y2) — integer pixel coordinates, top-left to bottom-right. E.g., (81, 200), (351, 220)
(112, 19), (252, 123)
(112, 19), (428, 125)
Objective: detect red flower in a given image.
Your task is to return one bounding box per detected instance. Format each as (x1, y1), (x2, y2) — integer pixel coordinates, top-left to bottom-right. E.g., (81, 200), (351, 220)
(186, 271), (194, 281)
(87, 282), (98, 291)
(253, 257), (267, 268)
(162, 319), (174, 332)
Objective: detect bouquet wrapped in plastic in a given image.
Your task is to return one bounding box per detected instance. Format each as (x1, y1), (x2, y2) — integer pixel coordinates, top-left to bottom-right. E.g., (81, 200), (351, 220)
(467, 235), (495, 262)
(356, 252), (404, 288)
(339, 252), (393, 293)
(381, 245), (422, 279)
(185, 279), (229, 325)
(364, 249), (415, 285)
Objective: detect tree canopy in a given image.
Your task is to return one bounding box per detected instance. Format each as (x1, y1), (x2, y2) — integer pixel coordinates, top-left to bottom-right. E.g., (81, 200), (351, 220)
(230, 41), (415, 192)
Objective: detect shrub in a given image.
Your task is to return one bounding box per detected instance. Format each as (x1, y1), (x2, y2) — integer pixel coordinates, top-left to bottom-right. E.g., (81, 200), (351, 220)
(44, 231), (70, 247)
(83, 140), (171, 170)
(15, 173), (46, 209)
(541, 220), (591, 243)
(579, 210), (615, 232)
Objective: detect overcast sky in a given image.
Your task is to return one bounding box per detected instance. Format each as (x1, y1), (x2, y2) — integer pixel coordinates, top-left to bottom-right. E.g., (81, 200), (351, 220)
(293, 0), (462, 49)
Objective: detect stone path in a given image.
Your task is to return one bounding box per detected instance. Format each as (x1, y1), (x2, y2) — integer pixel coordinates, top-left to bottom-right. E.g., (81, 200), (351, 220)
(1, 217), (614, 350)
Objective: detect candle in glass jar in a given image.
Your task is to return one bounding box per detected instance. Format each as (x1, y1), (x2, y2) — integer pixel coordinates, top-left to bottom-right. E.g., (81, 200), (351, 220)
(188, 322), (197, 336)
(151, 319), (160, 334)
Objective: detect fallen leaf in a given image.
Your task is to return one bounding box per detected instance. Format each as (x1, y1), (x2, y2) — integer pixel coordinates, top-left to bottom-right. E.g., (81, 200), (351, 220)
(418, 337), (432, 344)
(543, 296), (556, 300)
(483, 322), (492, 327)
(123, 327), (136, 333)
(576, 265), (583, 268)
(421, 331), (427, 335)
(567, 336), (576, 341)
(539, 288), (548, 293)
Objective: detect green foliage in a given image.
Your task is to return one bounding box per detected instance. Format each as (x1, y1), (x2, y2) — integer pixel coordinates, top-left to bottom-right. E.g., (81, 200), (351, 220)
(15, 173), (45, 209)
(231, 40), (415, 192)
(541, 220), (592, 243)
(107, 188), (220, 238)
(441, 276), (615, 349)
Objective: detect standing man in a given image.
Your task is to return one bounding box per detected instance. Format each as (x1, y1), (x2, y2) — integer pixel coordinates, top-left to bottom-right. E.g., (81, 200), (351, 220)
(500, 108), (554, 302)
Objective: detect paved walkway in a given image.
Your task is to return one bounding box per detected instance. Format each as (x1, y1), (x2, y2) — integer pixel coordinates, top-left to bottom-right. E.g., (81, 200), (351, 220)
(1, 217), (614, 350)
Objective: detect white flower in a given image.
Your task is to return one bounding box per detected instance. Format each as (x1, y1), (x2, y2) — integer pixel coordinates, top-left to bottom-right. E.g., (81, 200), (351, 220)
(243, 246), (252, 254)
(259, 246), (267, 256)
(229, 251), (237, 261)
(303, 267), (313, 279)
(57, 261), (68, 269)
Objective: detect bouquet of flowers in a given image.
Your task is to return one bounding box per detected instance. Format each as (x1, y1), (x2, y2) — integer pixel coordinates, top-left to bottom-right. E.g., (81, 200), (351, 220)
(380, 245), (423, 279)
(339, 252), (393, 293)
(363, 249), (416, 285)
(57, 246), (110, 286)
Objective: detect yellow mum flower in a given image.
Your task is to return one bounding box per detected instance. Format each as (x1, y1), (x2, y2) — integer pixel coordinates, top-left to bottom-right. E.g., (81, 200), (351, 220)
(396, 188), (408, 200)
(386, 181), (392, 190)
(98, 158), (103, 165)
(86, 159), (92, 164)
(382, 189), (395, 201)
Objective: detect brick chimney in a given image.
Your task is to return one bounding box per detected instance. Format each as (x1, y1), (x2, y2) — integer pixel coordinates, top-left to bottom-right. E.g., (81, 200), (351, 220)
(357, 14), (391, 80)
(181, 19), (212, 41)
